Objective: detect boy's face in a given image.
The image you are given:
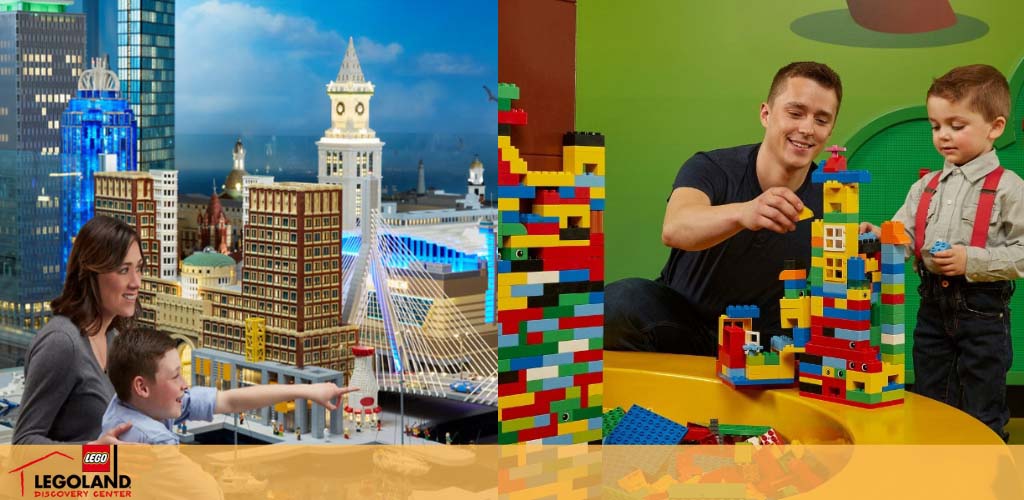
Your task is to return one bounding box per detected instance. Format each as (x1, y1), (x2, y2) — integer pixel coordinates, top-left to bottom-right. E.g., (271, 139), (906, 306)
(760, 76), (838, 173)
(136, 349), (187, 420)
(926, 95), (1006, 166)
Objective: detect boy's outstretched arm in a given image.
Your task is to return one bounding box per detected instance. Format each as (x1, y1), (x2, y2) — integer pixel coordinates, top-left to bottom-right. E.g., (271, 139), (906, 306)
(214, 383), (358, 414)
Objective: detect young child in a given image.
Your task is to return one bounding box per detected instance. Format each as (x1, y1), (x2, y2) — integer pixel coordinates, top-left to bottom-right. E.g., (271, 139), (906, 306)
(101, 329), (357, 444)
(864, 64), (1022, 441)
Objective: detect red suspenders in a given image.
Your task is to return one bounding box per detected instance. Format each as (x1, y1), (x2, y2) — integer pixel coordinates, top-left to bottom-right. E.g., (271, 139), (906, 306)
(913, 166), (1005, 259)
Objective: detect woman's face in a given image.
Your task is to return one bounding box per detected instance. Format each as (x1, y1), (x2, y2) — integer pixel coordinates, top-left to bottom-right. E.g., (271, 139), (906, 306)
(97, 242), (143, 325)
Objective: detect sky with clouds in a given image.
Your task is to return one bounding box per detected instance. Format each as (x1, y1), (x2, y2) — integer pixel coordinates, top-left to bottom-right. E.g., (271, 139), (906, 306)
(174, 0), (496, 136)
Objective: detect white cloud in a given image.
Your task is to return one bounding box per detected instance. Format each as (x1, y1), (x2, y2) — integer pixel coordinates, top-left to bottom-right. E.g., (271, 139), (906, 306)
(415, 52), (486, 76)
(372, 81), (445, 124)
(176, 1), (403, 134)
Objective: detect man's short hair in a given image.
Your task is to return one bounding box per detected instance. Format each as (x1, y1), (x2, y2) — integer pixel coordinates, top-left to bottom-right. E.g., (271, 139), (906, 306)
(927, 64), (1010, 122)
(767, 62), (843, 111)
(108, 329), (177, 402)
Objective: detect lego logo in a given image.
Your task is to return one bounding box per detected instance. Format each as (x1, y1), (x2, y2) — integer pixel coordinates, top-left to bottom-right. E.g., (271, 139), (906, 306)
(83, 453), (108, 464)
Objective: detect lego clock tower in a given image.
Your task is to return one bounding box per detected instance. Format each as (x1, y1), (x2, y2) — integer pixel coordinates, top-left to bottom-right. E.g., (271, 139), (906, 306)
(316, 37), (384, 232)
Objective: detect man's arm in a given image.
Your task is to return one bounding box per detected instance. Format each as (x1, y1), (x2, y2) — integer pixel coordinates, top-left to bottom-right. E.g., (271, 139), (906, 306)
(215, 383), (358, 414)
(662, 186), (805, 251)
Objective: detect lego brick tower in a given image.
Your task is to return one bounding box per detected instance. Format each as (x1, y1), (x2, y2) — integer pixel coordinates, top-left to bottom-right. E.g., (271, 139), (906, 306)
(496, 83), (604, 444)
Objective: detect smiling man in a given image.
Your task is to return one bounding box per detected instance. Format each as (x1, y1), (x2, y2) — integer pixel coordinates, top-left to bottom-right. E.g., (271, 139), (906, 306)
(605, 62), (841, 355)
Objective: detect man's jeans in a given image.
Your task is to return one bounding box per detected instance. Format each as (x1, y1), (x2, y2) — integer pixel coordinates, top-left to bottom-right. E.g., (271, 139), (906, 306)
(604, 278), (717, 356)
(913, 272), (1014, 441)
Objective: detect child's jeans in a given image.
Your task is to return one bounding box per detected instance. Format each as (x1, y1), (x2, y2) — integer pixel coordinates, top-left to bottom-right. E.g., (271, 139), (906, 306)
(913, 271), (1014, 442)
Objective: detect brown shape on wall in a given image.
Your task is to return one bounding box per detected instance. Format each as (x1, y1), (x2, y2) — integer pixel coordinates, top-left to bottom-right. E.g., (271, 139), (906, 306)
(498, 0), (576, 172)
(846, 0), (956, 34)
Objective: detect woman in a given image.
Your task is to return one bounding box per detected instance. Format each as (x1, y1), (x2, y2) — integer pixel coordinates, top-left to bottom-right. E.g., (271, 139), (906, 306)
(14, 216), (138, 444)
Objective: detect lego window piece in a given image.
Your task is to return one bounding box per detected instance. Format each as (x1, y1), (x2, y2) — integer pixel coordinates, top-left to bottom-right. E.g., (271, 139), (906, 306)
(823, 224), (845, 252)
(824, 257), (846, 282)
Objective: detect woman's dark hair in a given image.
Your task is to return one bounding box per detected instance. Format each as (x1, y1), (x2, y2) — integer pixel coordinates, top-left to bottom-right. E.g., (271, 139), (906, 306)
(51, 215), (142, 337)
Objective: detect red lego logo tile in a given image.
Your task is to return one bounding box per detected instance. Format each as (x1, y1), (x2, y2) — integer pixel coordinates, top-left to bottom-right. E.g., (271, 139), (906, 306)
(81, 444), (111, 473)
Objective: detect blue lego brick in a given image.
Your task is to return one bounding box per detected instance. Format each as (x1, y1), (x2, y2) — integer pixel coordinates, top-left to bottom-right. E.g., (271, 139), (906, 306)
(542, 352), (574, 367)
(497, 186), (536, 199)
(881, 273), (905, 284)
(859, 232), (877, 241)
(542, 434), (575, 445)
(589, 416), (603, 430)
(590, 198), (605, 211)
(500, 211), (521, 223)
(559, 186), (577, 198)
(726, 367), (746, 377)
(722, 373), (796, 386)
(811, 170), (872, 184)
(534, 414), (551, 427)
(881, 262), (905, 274)
(587, 360), (603, 372)
(793, 327), (811, 347)
(799, 362), (823, 376)
(509, 356), (544, 371)
(847, 256), (865, 280)
(574, 174), (605, 187)
(605, 405), (688, 445)
(575, 326), (604, 339)
(929, 240), (951, 254)
(822, 356), (847, 369)
(823, 307), (870, 321)
(511, 283), (544, 297)
(541, 376), (575, 390)
(497, 260), (512, 273)
(771, 335), (794, 352)
(881, 244), (905, 256)
(835, 328), (872, 341)
(821, 282), (847, 296)
(883, 382), (905, 391)
(784, 279), (808, 289)
(559, 269), (589, 282)
(574, 303), (604, 316)
(881, 323), (905, 334)
(726, 305), (760, 319)
(524, 318), (559, 332)
(520, 213), (561, 224)
(590, 292), (604, 303)
(498, 334), (519, 348)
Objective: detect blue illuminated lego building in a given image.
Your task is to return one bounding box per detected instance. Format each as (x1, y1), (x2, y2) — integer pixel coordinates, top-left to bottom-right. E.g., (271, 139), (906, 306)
(60, 57), (137, 267)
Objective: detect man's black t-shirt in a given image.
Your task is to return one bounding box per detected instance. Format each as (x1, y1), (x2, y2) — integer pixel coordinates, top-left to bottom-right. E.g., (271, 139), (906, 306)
(658, 143), (823, 342)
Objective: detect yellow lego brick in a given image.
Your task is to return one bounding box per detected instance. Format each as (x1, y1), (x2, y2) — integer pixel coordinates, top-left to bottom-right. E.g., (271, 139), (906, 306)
(498, 285), (513, 298)
(847, 289), (870, 301)
(834, 298), (846, 309)
(558, 419), (589, 436)
(812, 296), (824, 317)
(881, 353), (906, 365)
(871, 270), (881, 283)
(882, 283), (905, 295)
(799, 376), (822, 386)
(498, 296), (528, 310)
(811, 256), (824, 269)
(590, 187), (605, 199)
(524, 170), (577, 187)
(498, 272), (528, 287)
(499, 392), (536, 409)
(823, 366), (835, 378)
(883, 364), (905, 384)
(812, 219), (824, 238)
(498, 198), (520, 211)
(588, 382), (603, 396)
(536, 204), (592, 228)
(779, 296), (810, 329)
(563, 145), (606, 175)
(843, 223), (859, 254)
(506, 234), (590, 247)
(778, 346), (800, 370)
(745, 364), (793, 380)
(498, 135), (511, 148)
(845, 370), (888, 393)
(881, 389), (905, 402)
(864, 258), (879, 273)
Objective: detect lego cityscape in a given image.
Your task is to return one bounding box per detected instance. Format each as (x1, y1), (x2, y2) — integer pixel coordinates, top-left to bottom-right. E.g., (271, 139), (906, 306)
(0, 0), (498, 444)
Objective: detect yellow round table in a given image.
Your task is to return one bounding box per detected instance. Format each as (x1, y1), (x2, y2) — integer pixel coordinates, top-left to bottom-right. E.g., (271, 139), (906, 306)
(604, 351), (1002, 444)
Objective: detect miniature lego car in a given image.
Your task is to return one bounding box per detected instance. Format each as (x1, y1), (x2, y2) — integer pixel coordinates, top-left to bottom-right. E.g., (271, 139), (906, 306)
(449, 380), (478, 393)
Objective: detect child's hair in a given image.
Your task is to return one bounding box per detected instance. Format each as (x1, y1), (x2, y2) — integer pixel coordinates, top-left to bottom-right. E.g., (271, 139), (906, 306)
(767, 61), (843, 111)
(928, 64), (1010, 122)
(108, 329), (177, 402)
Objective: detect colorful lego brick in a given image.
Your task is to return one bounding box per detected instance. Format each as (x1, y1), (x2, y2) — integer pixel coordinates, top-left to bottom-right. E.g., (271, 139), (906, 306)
(929, 239), (951, 254)
(604, 405), (688, 445)
(725, 305), (760, 319)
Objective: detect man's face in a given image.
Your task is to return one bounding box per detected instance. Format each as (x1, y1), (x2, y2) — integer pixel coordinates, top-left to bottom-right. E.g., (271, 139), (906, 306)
(140, 349), (187, 420)
(926, 95), (1004, 166)
(760, 76), (839, 172)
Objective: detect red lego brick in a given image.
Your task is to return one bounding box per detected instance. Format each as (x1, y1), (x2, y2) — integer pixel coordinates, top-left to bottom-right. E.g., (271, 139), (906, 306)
(804, 342), (878, 362)
(574, 371), (602, 387)
(574, 349), (603, 363)
(522, 223), (560, 235)
(498, 109), (528, 125)
(847, 299), (871, 311)
(821, 376), (846, 399)
(498, 378), (526, 396)
(823, 297), (835, 308)
(517, 418), (557, 442)
(559, 314), (603, 329)
(799, 391), (902, 409)
(813, 336), (873, 352)
(811, 315), (871, 331)
(526, 332), (544, 345)
(498, 172), (522, 185)
(882, 293), (904, 305)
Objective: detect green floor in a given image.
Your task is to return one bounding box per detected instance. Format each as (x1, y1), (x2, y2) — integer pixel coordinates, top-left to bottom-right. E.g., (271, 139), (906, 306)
(1008, 419), (1024, 445)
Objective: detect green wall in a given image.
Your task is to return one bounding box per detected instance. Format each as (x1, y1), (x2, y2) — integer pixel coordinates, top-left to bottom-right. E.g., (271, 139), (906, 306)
(576, 0), (1024, 381)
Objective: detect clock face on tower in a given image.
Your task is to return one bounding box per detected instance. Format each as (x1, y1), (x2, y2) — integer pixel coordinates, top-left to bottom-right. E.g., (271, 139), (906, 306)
(336, 102), (345, 116)
(356, 102), (365, 115)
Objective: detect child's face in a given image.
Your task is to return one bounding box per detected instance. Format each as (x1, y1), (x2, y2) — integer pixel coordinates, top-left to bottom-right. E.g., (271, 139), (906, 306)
(142, 349), (188, 420)
(760, 76), (838, 173)
(926, 96), (1006, 166)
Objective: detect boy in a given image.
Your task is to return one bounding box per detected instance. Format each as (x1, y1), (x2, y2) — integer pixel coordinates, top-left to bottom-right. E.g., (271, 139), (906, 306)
(864, 64), (1023, 441)
(101, 329), (357, 444)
